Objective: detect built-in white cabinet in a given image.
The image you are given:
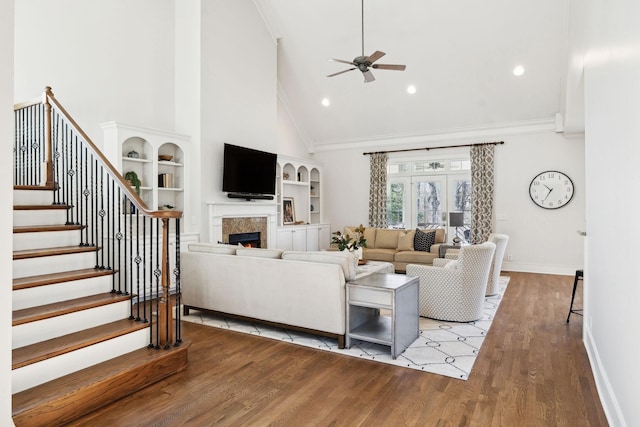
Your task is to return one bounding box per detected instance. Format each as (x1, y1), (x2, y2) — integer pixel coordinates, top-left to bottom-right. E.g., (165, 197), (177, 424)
(275, 156), (329, 251)
(276, 223), (331, 251)
(101, 122), (190, 214)
(276, 156), (323, 226)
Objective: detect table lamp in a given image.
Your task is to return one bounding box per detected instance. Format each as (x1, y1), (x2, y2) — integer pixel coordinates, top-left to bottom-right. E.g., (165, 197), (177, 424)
(449, 212), (464, 245)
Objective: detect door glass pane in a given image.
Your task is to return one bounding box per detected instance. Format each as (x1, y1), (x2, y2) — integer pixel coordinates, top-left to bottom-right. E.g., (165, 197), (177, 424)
(387, 182), (406, 228)
(415, 179), (443, 228)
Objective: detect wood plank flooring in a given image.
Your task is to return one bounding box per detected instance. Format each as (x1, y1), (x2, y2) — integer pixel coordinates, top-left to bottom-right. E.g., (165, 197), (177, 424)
(67, 272), (608, 426)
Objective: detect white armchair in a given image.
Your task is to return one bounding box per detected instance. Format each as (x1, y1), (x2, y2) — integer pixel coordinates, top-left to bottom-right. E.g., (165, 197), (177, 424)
(406, 242), (496, 322)
(444, 233), (509, 296)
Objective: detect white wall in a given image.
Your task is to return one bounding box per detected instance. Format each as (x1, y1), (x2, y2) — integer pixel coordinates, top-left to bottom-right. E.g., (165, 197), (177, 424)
(580, 0), (640, 425)
(1, 1), (14, 423)
(199, 0), (278, 240)
(14, 0), (176, 146)
(313, 128), (585, 275)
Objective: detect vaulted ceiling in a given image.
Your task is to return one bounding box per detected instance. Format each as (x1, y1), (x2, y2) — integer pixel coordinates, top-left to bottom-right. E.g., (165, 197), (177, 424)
(256, 0), (571, 151)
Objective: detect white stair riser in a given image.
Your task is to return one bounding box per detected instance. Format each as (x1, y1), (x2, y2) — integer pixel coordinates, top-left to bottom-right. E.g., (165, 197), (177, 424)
(13, 275), (113, 310)
(13, 251), (98, 279)
(13, 229), (82, 251)
(12, 300), (132, 349)
(13, 209), (68, 227)
(13, 190), (53, 205)
(12, 328), (149, 393)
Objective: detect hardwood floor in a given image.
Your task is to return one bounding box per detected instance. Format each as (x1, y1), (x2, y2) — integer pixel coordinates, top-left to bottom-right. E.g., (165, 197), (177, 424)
(67, 272), (607, 426)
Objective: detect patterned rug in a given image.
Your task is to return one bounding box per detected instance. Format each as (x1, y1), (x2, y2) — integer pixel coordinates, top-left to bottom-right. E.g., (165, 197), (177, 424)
(181, 276), (509, 380)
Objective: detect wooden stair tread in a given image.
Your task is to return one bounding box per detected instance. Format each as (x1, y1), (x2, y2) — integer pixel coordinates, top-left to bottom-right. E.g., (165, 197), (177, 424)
(14, 224), (85, 233)
(14, 204), (71, 210)
(13, 245), (99, 260)
(12, 318), (149, 369)
(13, 268), (116, 290)
(12, 339), (190, 426)
(13, 292), (133, 326)
(14, 184), (56, 191)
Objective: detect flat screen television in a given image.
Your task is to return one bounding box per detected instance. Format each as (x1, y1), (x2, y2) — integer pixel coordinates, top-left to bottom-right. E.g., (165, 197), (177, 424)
(222, 143), (277, 200)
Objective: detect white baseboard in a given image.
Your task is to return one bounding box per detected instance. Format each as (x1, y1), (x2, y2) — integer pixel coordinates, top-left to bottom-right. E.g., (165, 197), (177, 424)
(502, 261), (577, 276)
(583, 324), (625, 427)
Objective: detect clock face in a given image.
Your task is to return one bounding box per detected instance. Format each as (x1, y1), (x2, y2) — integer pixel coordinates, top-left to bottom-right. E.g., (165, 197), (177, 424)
(529, 171), (574, 209)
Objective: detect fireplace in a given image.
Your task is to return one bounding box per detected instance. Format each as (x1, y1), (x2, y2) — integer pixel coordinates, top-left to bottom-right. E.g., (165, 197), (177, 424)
(208, 202), (278, 248)
(228, 232), (261, 248)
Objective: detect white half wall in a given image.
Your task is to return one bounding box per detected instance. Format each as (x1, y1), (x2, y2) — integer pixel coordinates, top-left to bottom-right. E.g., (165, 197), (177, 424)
(1, 0), (14, 423)
(580, 0), (640, 425)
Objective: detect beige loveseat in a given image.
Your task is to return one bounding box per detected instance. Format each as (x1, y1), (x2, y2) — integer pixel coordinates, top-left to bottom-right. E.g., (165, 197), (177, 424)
(344, 226), (446, 273)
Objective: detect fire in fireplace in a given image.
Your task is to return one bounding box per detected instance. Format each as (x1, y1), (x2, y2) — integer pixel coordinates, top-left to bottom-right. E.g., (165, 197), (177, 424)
(228, 232), (261, 248)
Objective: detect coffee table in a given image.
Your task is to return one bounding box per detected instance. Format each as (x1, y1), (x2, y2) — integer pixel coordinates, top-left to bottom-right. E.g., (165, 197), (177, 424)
(346, 273), (419, 359)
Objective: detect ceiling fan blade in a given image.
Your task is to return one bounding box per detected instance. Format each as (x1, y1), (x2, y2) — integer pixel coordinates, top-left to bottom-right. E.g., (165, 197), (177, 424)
(330, 58), (355, 66)
(362, 69), (375, 83)
(372, 63), (407, 71)
(327, 68), (357, 78)
(365, 51), (386, 64)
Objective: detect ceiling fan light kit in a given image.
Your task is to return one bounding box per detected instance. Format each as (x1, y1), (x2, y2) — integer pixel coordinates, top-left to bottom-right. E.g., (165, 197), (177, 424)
(327, 0), (406, 83)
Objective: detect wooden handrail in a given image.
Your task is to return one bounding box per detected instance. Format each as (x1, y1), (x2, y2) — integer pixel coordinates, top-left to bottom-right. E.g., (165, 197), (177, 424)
(43, 87), (182, 220)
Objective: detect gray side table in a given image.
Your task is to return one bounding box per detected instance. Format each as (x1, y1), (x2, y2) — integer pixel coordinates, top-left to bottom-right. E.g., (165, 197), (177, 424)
(346, 273), (419, 359)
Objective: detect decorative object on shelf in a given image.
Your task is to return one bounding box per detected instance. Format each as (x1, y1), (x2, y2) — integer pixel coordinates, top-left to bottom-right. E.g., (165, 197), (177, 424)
(124, 171), (141, 194)
(126, 150), (139, 159)
(449, 212), (464, 245)
(158, 154), (173, 161)
(310, 204), (314, 212)
(283, 197), (296, 225)
(529, 170), (574, 209)
(331, 224), (367, 251)
(283, 172), (290, 180)
(159, 204), (175, 210)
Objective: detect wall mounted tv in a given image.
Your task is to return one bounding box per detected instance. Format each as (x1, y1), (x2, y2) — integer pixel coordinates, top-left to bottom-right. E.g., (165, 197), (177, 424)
(222, 143), (277, 200)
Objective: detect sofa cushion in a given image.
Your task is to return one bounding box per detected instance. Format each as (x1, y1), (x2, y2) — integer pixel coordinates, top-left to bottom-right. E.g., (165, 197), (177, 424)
(363, 248), (397, 262)
(394, 250), (437, 264)
(188, 243), (237, 255)
(236, 248), (284, 259)
(414, 229), (436, 251)
(375, 229), (399, 249)
(363, 228), (377, 248)
(397, 230), (415, 251)
(282, 250), (357, 281)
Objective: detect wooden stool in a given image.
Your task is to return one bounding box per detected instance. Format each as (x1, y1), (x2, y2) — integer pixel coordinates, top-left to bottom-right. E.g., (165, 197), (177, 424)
(566, 269), (583, 323)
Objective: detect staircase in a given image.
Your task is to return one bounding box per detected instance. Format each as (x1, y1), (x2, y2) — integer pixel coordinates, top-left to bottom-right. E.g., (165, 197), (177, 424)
(12, 88), (189, 426)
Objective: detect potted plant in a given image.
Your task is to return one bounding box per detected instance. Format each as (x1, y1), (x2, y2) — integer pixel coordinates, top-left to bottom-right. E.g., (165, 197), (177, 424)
(124, 171), (142, 194)
(331, 224), (367, 251)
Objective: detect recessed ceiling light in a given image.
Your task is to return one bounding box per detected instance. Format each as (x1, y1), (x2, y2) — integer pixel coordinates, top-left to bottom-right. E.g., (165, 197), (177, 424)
(321, 98), (330, 107)
(513, 65), (525, 76)
(407, 85), (417, 95)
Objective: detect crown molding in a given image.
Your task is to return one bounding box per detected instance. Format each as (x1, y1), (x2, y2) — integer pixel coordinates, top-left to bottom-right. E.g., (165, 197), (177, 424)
(252, 0), (281, 44)
(313, 118), (557, 153)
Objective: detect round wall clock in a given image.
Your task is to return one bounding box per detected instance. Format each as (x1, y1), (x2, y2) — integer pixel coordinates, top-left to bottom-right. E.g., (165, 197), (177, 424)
(529, 170), (574, 209)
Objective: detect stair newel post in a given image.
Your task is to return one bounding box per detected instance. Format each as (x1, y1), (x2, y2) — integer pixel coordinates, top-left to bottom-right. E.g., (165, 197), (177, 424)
(42, 86), (55, 188)
(158, 217), (173, 348)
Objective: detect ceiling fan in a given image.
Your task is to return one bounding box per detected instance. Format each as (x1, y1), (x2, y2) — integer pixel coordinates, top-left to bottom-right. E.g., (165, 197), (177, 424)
(327, 0), (406, 83)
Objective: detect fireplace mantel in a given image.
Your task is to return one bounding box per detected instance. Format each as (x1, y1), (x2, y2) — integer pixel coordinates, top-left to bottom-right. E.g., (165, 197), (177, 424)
(207, 201), (278, 248)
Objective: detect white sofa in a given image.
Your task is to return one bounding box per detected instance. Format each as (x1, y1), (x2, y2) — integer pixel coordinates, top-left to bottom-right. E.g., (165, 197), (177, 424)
(182, 243), (389, 348)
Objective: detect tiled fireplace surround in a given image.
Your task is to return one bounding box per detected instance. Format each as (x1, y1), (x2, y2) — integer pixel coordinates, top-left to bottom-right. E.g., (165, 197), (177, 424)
(207, 202), (278, 248)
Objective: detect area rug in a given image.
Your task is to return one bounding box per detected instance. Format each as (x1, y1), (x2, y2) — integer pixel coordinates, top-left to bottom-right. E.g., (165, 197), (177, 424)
(181, 276), (509, 380)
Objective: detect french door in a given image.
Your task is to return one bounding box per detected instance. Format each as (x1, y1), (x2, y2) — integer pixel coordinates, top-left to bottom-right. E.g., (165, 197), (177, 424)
(388, 173), (471, 242)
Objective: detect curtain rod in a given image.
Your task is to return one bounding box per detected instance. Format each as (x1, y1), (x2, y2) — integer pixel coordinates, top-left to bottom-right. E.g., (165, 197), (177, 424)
(362, 141), (504, 156)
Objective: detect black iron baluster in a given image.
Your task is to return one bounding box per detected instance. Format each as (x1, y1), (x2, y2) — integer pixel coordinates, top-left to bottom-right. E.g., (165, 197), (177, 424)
(174, 218), (182, 346)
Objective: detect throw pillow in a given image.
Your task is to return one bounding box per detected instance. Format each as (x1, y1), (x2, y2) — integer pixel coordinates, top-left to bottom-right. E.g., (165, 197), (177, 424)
(397, 230), (415, 251)
(414, 228), (436, 252)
